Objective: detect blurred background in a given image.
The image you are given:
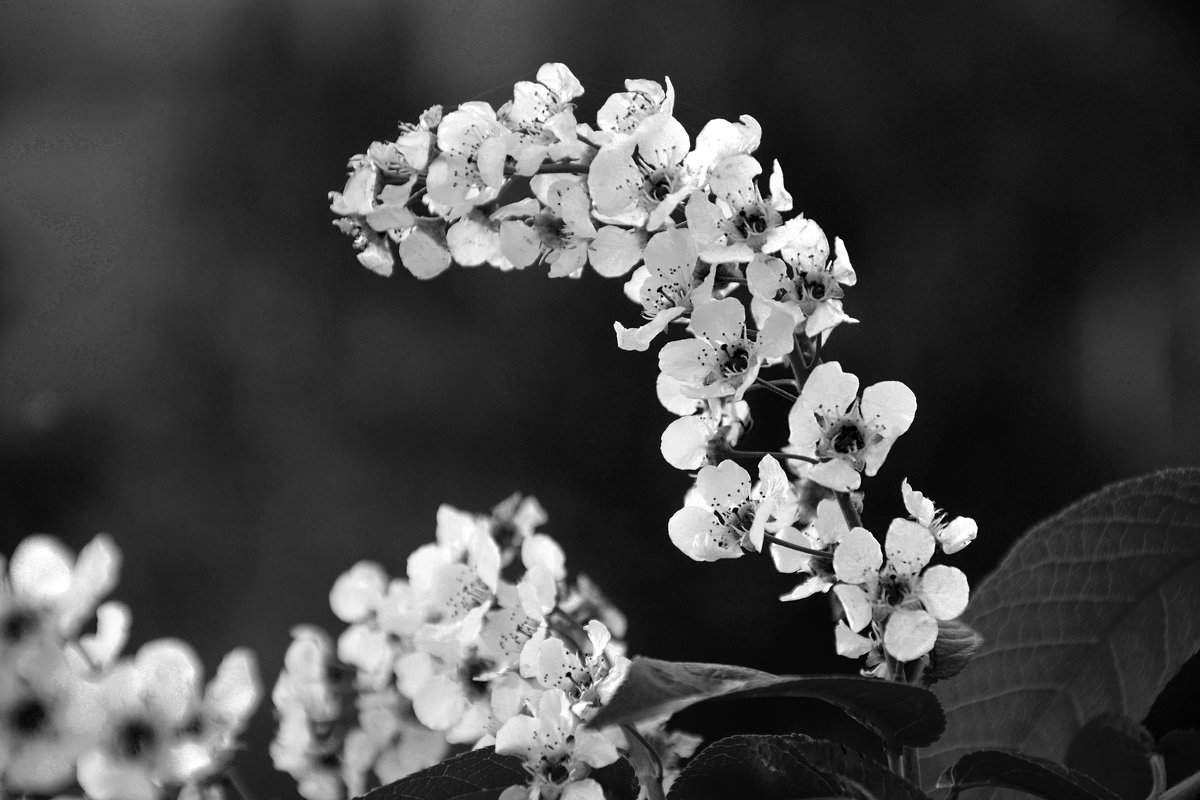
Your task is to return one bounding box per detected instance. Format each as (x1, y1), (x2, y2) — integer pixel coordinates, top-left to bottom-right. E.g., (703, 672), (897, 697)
(2, 0), (1199, 795)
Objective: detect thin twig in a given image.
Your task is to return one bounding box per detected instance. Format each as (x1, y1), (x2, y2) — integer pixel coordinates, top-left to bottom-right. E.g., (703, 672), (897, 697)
(728, 450), (818, 464)
(762, 532), (831, 559)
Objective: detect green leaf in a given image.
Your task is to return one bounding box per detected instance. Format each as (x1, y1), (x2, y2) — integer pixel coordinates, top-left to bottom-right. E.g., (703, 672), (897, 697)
(358, 747), (526, 800)
(1064, 714), (1156, 800)
(936, 750), (1122, 800)
(923, 468), (1200, 790)
(589, 657), (944, 748)
(666, 735), (864, 800)
(777, 735), (928, 800)
(925, 619), (984, 685)
(590, 756), (641, 800)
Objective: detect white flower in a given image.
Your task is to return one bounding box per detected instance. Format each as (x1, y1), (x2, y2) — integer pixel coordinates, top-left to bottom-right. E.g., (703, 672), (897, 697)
(772, 497), (848, 601)
(595, 77), (674, 138)
(668, 457), (794, 561)
(750, 219), (856, 338)
(426, 101), (508, 217)
(615, 228), (712, 352)
(500, 63), (587, 173)
(495, 689), (618, 800)
(832, 521), (970, 664)
(787, 361), (916, 491)
(1, 534), (121, 655)
(271, 627), (351, 800)
(78, 639), (259, 800)
(0, 643), (92, 794)
(684, 159), (791, 264)
(519, 621), (628, 720)
(588, 113), (695, 230)
(658, 297), (794, 401)
(660, 397), (750, 470)
(901, 479), (978, 554)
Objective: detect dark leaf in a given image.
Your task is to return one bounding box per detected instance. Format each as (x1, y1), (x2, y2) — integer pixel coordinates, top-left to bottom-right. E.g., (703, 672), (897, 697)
(923, 468), (1200, 793)
(1064, 714), (1156, 800)
(590, 756), (640, 800)
(590, 657), (944, 748)
(1160, 729), (1200, 788)
(779, 735), (927, 800)
(358, 747), (526, 800)
(925, 619), (983, 685)
(936, 750), (1123, 800)
(666, 735), (862, 800)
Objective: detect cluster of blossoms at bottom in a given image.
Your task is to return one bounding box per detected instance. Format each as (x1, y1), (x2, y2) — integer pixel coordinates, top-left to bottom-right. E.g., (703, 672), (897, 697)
(0, 534), (260, 799)
(272, 495), (699, 800)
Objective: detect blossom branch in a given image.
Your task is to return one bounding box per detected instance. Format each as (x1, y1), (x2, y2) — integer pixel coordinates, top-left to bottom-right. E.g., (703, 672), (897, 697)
(761, 532), (832, 560)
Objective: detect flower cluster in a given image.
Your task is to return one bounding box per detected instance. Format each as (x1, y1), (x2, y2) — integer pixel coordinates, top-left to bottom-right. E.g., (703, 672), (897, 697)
(0, 534), (260, 799)
(273, 495), (696, 800)
(331, 62), (979, 692)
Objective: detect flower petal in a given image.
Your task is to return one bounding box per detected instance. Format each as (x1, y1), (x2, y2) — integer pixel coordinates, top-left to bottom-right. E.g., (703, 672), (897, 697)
(832, 527), (882, 585)
(884, 519), (936, 578)
(918, 565), (970, 620)
(882, 608), (938, 661)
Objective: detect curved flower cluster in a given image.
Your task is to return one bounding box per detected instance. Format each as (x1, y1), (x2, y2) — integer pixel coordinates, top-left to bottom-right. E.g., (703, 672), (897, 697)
(0, 534), (260, 800)
(273, 495), (696, 800)
(332, 63), (979, 684)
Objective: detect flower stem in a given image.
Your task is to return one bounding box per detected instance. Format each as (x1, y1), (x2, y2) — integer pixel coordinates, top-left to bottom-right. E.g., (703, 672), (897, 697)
(728, 449), (817, 464)
(621, 724), (666, 800)
(901, 746), (921, 788)
(787, 331), (821, 388)
(761, 532), (832, 559)
(531, 162), (591, 175)
(1162, 767), (1200, 800)
(836, 491), (862, 529)
(752, 377), (798, 402)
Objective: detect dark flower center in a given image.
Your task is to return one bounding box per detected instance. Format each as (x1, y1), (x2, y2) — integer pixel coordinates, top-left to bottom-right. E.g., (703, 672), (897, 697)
(720, 343), (750, 374)
(1, 608), (40, 644)
(831, 423), (865, 454)
(116, 718), (159, 760)
(10, 697), (49, 735)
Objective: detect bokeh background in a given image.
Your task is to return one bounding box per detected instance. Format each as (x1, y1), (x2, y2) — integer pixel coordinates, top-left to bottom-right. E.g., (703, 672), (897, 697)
(3, 1), (1200, 795)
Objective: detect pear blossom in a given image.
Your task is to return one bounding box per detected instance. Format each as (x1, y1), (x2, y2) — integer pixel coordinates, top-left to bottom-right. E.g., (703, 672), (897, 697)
(426, 101), (508, 217)
(750, 217), (856, 338)
(556, 575), (627, 641)
(595, 77), (675, 138)
(668, 457), (794, 560)
(499, 181), (597, 277)
(343, 688), (448, 795)
(329, 157), (395, 276)
(787, 361), (916, 491)
(519, 620), (628, 720)
(683, 115), (762, 187)
(495, 689), (618, 800)
(832, 521), (970, 666)
(901, 479), (978, 554)
(499, 63), (587, 173)
(588, 112), (695, 230)
(772, 497), (849, 601)
(660, 396), (750, 470)
(0, 644), (92, 794)
(658, 296), (794, 401)
(0, 534), (121, 654)
(77, 639), (261, 800)
(271, 627), (355, 800)
(615, 228), (713, 352)
(684, 159), (791, 264)
(369, 105), (442, 177)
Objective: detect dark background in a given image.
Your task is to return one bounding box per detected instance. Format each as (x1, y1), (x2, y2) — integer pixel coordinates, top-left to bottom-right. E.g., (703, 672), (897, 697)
(2, 1), (1199, 796)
